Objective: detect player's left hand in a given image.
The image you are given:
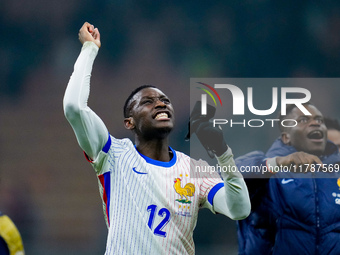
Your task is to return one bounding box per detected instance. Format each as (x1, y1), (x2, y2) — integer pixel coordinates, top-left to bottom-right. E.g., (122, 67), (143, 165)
(196, 122), (228, 157)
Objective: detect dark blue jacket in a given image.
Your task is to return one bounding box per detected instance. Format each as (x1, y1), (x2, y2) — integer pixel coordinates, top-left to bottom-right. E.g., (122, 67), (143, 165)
(236, 139), (340, 255)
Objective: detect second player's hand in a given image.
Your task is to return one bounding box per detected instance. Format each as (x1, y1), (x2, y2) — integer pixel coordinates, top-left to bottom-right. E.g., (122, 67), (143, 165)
(276, 151), (323, 172)
(78, 22), (101, 48)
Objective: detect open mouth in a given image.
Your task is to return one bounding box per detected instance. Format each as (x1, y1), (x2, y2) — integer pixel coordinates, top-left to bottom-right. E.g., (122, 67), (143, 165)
(154, 112), (170, 120)
(307, 130), (324, 140)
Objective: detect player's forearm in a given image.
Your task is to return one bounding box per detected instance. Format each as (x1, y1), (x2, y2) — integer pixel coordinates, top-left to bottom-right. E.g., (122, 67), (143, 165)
(63, 41), (108, 160)
(215, 178), (251, 220)
(213, 148), (251, 220)
(64, 41), (98, 112)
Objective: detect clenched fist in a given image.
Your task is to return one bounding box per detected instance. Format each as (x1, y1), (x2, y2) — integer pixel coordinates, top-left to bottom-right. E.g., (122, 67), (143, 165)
(78, 22), (101, 48)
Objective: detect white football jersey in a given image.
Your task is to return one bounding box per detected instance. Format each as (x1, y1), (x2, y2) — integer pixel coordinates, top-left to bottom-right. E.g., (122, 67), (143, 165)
(90, 134), (224, 255)
(64, 41), (249, 255)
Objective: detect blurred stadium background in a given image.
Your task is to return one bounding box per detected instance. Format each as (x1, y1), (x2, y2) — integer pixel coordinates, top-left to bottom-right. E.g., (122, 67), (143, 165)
(1, 1), (340, 254)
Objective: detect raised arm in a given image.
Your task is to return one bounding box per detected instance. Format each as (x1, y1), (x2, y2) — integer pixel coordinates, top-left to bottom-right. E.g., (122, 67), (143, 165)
(63, 22), (108, 161)
(195, 123), (251, 220)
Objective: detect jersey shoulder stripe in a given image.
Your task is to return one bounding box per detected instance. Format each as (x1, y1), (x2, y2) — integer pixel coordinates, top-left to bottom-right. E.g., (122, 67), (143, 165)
(208, 182), (224, 206)
(102, 133), (111, 153)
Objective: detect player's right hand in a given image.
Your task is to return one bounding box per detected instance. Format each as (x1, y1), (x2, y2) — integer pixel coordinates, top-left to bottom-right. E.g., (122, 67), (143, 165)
(78, 22), (101, 48)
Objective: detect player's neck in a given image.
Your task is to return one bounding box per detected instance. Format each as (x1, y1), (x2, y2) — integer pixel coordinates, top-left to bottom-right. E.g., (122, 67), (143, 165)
(135, 138), (172, 162)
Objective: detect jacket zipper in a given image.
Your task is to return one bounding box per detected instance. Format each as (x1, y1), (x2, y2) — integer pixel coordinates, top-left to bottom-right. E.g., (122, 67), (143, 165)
(312, 174), (320, 255)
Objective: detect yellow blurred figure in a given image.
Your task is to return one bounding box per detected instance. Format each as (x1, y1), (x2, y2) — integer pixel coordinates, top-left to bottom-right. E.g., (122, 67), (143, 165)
(0, 213), (25, 255)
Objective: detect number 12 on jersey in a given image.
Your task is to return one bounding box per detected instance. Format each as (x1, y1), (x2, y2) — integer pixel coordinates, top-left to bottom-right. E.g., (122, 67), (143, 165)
(147, 204), (171, 237)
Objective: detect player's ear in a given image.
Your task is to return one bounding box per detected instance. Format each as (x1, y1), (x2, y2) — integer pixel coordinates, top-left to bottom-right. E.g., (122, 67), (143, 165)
(281, 132), (291, 145)
(124, 117), (135, 130)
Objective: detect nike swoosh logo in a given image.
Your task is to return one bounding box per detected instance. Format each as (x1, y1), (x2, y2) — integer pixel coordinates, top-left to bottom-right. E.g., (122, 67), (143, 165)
(132, 167), (147, 174)
(281, 178), (294, 184)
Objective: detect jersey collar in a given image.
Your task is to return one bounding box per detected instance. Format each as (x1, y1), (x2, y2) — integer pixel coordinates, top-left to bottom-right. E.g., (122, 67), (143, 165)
(136, 146), (177, 167)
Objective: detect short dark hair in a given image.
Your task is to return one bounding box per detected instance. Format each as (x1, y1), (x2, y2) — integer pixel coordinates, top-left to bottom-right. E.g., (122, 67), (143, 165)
(324, 117), (340, 131)
(278, 102), (313, 132)
(123, 85), (156, 118)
